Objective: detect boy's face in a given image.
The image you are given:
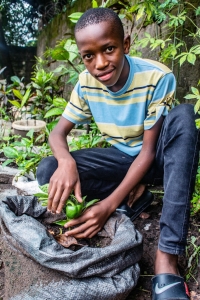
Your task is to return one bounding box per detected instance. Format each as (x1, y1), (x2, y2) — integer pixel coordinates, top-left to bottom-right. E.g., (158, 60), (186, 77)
(75, 21), (130, 92)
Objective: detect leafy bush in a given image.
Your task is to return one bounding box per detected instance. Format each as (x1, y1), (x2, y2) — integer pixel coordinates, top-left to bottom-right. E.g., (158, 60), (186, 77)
(1, 129), (52, 177)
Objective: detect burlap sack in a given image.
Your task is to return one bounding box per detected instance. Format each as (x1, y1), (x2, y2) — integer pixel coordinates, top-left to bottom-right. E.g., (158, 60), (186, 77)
(0, 196), (143, 300)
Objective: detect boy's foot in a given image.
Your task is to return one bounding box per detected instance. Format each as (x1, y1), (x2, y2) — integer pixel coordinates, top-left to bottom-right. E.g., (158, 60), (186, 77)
(152, 251), (190, 299)
(116, 185), (154, 221)
(127, 184), (146, 207)
(155, 250), (178, 275)
(152, 274), (190, 300)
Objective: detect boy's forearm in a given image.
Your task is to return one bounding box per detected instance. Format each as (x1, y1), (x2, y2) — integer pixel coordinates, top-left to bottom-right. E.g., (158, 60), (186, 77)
(48, 117), (76, 164)
(105, 150), (155, 213)
(49, 130), (75, 165)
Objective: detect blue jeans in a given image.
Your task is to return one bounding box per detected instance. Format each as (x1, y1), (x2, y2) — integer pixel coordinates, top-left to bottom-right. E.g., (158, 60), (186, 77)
(37, 104), (199, 255)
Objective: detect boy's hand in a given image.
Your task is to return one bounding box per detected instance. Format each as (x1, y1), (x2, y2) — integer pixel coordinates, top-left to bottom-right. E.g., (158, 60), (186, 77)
(48, 161), (82, 214)
(64, 200), (113, 238)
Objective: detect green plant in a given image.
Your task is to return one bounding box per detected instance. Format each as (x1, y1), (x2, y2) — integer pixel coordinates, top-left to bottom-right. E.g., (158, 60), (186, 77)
(0, 106), (9, 121)
(44, 38), (85, 86)
(30, 64), (62, 121)
(0, 107), (10, 140)
(69, 120), (110, 151)
(1, 129), (52, 176)
(0, 67), (8, 105)
(190, 164), (200, 216)
(186, 235), (200, 281)
(35, 184), (99, 224)
(184, 86), (200, 129)
(56, 195), (99, 225)
(8, 87), (32, 121)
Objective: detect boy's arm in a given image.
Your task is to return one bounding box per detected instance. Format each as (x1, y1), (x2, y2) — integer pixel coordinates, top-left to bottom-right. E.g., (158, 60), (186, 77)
(64, 115), (164, 238)
(47, 117), (83, 213)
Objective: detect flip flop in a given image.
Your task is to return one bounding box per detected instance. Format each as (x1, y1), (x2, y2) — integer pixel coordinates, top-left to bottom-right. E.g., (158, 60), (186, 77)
(152, 273), (190, 300)
(116, 188), (154, 221)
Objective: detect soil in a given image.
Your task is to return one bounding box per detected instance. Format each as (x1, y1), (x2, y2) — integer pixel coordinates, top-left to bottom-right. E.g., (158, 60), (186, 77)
(127, 191), (200, 300)
(0, 175), (200, 300)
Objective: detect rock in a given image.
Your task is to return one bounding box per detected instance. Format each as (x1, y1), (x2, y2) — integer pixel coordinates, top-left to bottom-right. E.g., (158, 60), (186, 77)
(12, 175), (41, 196)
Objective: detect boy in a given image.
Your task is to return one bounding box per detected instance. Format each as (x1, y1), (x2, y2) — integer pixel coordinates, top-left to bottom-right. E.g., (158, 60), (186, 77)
(37, 7), (199, 299)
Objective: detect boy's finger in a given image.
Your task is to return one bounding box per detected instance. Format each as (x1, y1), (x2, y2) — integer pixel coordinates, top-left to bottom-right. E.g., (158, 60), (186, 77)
(56, 189), (71, 213)
(65, 222), (98, 239)
(50, 186), (64, 213)
(70, 227), (98, 239)
(47, 183), (56, 211)
(74, 180), (83, 203)
(65, 214), (85, 228)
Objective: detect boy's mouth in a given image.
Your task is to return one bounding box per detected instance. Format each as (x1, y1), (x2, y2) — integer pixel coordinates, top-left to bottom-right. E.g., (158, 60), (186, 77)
(96, 69), (114, 82)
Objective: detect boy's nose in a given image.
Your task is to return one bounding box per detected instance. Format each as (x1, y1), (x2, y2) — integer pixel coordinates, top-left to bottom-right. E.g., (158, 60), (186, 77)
(95, 54), (108, 69)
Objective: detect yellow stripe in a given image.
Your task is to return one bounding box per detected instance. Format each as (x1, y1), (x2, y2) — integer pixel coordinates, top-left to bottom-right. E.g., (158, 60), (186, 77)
(97, 123), (144, 140)
(84, 93), (152, 105)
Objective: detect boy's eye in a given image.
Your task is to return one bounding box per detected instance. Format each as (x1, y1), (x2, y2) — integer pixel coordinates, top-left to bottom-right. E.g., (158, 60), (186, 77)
(106, 46), (114, 53)
(83, 54), (93, 60)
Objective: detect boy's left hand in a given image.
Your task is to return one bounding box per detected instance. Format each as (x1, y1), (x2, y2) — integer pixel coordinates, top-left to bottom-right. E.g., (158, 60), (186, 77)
(64, 200), (112, 238)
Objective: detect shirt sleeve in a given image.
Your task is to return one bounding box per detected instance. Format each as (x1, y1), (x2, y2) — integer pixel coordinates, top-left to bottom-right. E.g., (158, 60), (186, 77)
(62, 81), (92, 124)
(144, 72), (176, 130)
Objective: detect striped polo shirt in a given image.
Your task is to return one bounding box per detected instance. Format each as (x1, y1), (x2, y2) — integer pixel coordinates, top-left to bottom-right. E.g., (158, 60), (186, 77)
(63, 55), (176, 156)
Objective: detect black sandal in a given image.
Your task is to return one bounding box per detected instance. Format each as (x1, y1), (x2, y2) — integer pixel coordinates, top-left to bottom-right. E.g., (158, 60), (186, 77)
(152, 273), (190, 300)
(116, 188), (154, 221)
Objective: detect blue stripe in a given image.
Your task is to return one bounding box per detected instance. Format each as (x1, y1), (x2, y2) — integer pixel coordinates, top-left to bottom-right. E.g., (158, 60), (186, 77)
(67, 106), (89, 120)
(89, 102), (147, 125)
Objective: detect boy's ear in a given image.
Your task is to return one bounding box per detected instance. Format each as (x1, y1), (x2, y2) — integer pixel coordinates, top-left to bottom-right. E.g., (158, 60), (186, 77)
(123, 35), (130, 54)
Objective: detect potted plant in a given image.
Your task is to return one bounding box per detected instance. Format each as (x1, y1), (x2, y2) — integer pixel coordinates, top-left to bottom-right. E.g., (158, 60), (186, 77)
(9, 87), (46, 143)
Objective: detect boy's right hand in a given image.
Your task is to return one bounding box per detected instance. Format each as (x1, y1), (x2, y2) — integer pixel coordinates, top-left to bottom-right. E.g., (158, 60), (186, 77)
(47, 159), (82, 214)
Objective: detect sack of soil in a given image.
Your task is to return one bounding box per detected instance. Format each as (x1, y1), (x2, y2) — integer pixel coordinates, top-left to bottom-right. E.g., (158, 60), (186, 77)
(0, 195), (143, 300)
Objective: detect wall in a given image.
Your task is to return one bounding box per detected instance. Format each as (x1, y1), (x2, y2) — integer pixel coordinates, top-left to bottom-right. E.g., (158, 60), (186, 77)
(37, 1), (200, 102)
(8, 46), (37, 83)
(37, 0), (94, 57)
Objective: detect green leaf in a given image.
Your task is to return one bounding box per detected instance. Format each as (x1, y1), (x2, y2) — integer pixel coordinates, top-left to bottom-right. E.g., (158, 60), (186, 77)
(191, 87), (200, 96)
(51, 47), (69, 61)
(194, 100), (200, 114)
(184, 94), (198, 100)
(92, 0), (98, 8)
(85, 199), (99, 209)
(11, 76), (21, 84)
(136, 6), (145, 21)
(179, 55), (187, 66)
(187, 53), (196, 65)
(2, 159), (14, 167)
(26, 129), (34, 139)
(40, 200), (48, 207)
(21, 88), (31, 107)
(53, 97), (67, 107)
(35, 133), (45, 143)
(34, 192), (48, 198)
(12, 89), (23, 100)
(68, 12), (83, 23)
(39, 184), (49, 194)
(195, 6), (200, 16)
(44, 107), (63, 118)
(54, 220), (67, 226)
(3, 147), (19, 158)
(8, 100), (21, 108)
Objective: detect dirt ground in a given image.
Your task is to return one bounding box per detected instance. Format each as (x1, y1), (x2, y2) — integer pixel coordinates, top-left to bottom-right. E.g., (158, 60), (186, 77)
(0, 177), (200, 300)
(127, 189), (200, 300)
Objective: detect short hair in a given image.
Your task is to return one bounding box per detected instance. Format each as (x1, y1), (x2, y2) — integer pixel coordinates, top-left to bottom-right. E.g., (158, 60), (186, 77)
(75, 8), (124, 41)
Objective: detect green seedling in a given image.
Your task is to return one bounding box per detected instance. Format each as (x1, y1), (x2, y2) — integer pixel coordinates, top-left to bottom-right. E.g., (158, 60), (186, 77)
(34, 184), (99, 225)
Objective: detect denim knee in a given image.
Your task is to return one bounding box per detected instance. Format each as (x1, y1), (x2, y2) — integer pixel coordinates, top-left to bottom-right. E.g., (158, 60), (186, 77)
(36, 156), (58, 185)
